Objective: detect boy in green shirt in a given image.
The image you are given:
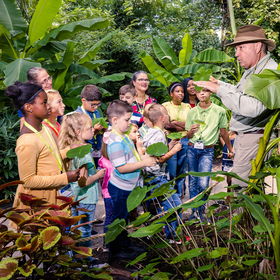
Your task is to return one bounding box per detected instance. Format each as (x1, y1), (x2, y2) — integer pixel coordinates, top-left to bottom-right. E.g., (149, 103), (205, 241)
(185, 88), (233, 220)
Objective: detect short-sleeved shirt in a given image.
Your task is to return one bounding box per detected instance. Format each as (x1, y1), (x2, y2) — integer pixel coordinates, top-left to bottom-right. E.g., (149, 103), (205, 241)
(162, 101), (191, 123)
(69, 151), (99, 204)
(107, 132), (140, 191)
(142, 127), (167, 176)
(132, 97), (157, 126)
(185, 103), (228, 146)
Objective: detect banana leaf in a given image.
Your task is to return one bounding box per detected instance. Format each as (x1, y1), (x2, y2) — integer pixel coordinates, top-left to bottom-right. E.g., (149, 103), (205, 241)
(179, 33), (192, 66)
(244, 69), (280, 109)
(152, 36), (179, 71)
(28, 0), (62, 45)
(193, 48), (234, 63)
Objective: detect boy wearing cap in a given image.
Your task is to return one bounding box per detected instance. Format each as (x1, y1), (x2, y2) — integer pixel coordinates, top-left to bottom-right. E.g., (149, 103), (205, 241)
(195, 25), (278, 186)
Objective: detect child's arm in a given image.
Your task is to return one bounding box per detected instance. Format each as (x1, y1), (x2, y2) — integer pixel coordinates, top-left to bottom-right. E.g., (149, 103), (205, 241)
(186, 124), (200, 138)
(78, 167), (105, 187)
(117, 155), (155, 173)
(157, 142), (182, 163)
(220, 128), (234, 158)
(136, 137), (146, 157)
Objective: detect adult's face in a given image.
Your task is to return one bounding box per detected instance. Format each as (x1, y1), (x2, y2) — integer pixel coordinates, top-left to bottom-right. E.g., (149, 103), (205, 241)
(133, 73), (150, 93)
(235, 42), (261, 69)
(36, 70), (52, 90)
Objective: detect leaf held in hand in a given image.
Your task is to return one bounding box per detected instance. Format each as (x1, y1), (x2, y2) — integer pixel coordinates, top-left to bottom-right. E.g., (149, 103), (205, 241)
(66, 144), (91, 159)
(146, 142), (168, 156)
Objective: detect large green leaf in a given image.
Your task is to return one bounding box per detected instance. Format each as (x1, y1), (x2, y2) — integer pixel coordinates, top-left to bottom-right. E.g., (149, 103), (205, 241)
(53, 41), (74, 90)
(208, 247), (228, 259)
(152, 36), (178, 71)
(127, 186), (148, 212)
(141, 52), (179, 86)
(33, 18), (109, 50)
(179, 33), (192, 66)
(28, 0), (62, 46)
(129, 212), (151, 227)
(3, 59), (41, 86)
(0, 0), (27, 36)
(79, 32), (114, 64)
(128, 223), (164, 238)
(105, 218), (126, 244)
(172, 63), (220, 76)
(241, 194), (274, 239)
(244, 69), (280, 109)
(170, 248), (204, 264)
(167, 132), (184, 140)
(0, 24), (18, 59)
(193, 48), (234, 63)
(0, 258), (18, 280)
(146, 142), (168, 156)
(66, 144), (91, 159)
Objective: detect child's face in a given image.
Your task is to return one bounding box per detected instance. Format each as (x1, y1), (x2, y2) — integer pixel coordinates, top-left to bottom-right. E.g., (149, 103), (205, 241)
(196, 88), (211, 102)
(120, 92), (135, 105)
(143, 116), (153, 128)
(82, 98), (101, 113)
(49, 94), (65, 117)
(187, 80), (197, 96)
(81, 124), (94, 141)
(171, 86), (184, 103)
(129, 126), (139, 143)
(114, 112), (132, 134)
(30, 91), (50, 120)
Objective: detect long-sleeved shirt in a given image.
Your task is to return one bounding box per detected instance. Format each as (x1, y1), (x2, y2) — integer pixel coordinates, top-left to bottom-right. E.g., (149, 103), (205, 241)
(216, 54), (278, 132)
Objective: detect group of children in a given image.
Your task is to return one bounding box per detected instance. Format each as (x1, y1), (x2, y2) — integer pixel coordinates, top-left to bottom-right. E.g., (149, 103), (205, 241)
(7, 67), (234, 264)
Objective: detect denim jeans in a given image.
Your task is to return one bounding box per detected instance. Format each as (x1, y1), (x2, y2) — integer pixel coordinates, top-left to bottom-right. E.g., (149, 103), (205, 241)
(187, 146), (214, 216)
(108, 182), (131, 253)
(147, 175), (181, 239)
(72, 203), (96, 248)
(71, 203), (96, 261)
(167, 137), (189, 197)
(104, 197), (114, 233)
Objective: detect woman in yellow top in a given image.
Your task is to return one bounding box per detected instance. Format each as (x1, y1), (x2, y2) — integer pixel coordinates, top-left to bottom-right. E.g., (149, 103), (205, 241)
(162, 82), (191, 198)
(6, 82), (80, 210)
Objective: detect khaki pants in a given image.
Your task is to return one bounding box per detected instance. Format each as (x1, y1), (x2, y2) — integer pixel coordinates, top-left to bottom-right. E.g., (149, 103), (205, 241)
(231, 133), (262, 187)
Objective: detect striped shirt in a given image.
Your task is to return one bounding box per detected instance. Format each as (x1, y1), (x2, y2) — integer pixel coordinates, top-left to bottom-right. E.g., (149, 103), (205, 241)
(107, 132), (140, 191)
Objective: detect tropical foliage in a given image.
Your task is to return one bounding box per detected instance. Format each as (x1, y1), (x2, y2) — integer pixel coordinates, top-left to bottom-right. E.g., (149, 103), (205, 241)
(0, 185), (112, 279)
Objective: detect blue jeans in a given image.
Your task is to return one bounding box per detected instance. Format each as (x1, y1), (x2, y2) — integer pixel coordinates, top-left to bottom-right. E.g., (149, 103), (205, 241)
(108, 182), (131, 253)
(167, 137), (189, 197)
(147, 176), (181, 239)
(72, 203), (96, 247)
(104, 197), (114, 233)
(187, 146), (214, 216)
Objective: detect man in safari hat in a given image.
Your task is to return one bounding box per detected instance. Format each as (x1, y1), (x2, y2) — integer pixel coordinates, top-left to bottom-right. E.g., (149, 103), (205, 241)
(195, 25), (278, 186)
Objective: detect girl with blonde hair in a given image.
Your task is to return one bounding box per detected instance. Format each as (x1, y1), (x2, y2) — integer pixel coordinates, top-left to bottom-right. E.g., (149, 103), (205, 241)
(59, 112), (105, 254)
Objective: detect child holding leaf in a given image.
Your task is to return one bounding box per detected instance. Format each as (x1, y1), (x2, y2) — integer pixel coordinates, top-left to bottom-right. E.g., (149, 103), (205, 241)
(76, 84), (105, 166)
(59, 112), (105, 256)
(143, 103), (182, 240)
(185, 88), (234, 221)
(163, 82), (191, 198)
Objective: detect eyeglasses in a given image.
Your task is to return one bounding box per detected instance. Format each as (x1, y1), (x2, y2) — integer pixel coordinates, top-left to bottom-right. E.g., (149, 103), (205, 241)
(85, 100), (102, 108)
(136, 78), (150, 82)
(41, 76), (52, 85)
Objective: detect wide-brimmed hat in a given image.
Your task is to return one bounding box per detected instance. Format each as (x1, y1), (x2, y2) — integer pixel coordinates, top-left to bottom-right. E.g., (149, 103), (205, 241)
(226, 25), (276, 51)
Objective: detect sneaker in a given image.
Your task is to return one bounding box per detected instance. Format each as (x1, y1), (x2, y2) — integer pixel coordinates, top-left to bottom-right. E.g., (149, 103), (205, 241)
(88, 259), (109, 269)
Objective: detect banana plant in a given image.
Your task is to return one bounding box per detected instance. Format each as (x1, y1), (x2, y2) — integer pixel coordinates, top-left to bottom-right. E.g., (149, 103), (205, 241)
(140, 33), (235, 91)
(0, 0), (110, 89)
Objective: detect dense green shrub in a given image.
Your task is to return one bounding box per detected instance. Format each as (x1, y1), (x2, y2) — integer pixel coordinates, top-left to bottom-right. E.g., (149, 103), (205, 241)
(0, 108), (19, 199)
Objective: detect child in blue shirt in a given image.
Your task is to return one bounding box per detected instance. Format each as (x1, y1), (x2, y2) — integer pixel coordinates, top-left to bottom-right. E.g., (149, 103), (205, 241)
(76, 84), (105, 166)
(106, 100), (155, 261)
